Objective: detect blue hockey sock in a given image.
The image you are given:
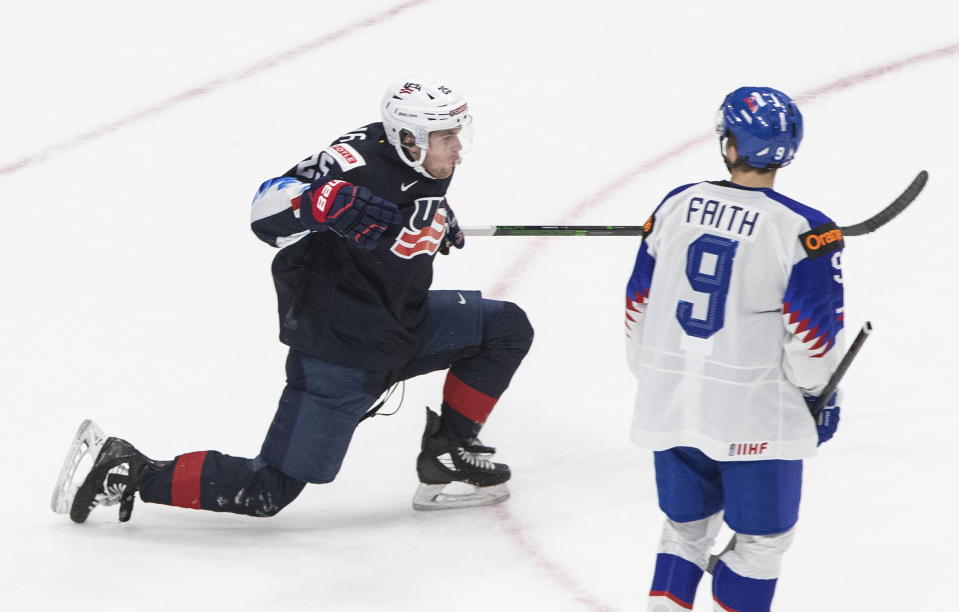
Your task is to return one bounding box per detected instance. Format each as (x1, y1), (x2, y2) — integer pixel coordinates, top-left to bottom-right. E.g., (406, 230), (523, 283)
(649, 553), (703, 609)
(712, 560), (777, 612)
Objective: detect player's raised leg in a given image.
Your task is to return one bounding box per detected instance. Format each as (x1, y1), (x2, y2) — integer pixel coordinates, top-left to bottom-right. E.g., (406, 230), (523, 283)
(402, 290), (533, 510)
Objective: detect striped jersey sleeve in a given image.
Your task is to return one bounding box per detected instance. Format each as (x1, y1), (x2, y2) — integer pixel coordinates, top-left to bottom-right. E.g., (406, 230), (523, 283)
(624, 183), (696, 374)
(249, 176), (313, 248)
(772, 194), (846, 394)
(248, 142), (366, 248)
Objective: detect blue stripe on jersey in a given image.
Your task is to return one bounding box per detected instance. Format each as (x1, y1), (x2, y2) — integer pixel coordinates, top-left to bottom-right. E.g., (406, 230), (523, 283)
(255, 176), (306, 200)
(250, 177), (312, 247)
(783, 253), (844, 357)
(759, 188), (832, 229)
(661, 182), (700, 205)
(768, 189), (843, 358)
(625, 183), (698, 305)
(627, 240), (655, 303)
(709, 181), (833, 230)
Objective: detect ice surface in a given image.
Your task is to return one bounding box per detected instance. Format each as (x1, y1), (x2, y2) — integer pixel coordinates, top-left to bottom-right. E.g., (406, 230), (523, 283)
(2, 1), (957, 610)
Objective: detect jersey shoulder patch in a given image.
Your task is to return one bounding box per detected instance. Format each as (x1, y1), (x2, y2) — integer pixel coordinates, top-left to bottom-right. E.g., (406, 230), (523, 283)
(326, 143), (366, 170)
(798, 222), (844, 259)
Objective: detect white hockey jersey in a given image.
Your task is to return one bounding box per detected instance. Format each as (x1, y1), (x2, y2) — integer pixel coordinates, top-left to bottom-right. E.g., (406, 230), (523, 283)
(626, 181), (845, 461)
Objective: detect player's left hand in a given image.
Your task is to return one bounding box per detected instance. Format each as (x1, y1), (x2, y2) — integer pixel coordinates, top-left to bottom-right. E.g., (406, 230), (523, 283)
(805, 389), (841, 446)
(439, 201), (465, 255)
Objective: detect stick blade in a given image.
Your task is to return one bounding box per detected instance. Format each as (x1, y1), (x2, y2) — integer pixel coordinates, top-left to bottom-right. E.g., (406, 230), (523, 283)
(841, 170), (927, 236)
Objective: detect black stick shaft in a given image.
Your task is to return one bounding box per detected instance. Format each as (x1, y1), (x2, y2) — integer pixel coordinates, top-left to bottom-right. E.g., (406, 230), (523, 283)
(707, 321), (874, 574)
(811, 321), (873, 416)
(461, 225), (647, 236)
(462, 170), (926, 237)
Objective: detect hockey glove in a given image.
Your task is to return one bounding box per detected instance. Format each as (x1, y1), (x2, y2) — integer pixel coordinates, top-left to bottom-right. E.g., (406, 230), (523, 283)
(804, 390), (841, 446)
(438, 200), (465, 255)
(296, 178), (403, 250)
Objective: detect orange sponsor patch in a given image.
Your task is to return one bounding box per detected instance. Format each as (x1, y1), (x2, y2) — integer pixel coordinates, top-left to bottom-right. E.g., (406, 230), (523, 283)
(799, 222), (844, 259)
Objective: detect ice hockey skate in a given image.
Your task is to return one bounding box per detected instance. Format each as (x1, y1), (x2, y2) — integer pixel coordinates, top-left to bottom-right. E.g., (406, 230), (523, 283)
(53, 420), (161, 523)
(51, 420), (107, 515)
(413, 408), (510, 511)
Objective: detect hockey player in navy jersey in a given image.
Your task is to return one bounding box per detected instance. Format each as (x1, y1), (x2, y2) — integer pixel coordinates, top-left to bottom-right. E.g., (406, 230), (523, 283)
(55, 76), (533, 523)
(626, 87), (844, 611)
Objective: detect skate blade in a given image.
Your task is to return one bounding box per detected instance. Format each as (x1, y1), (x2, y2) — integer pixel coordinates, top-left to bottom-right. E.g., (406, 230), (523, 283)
(412, 482), (510, 511)
(51, 420), (106, 514)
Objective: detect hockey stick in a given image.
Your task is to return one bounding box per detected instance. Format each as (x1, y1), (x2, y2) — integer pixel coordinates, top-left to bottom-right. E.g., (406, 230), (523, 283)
(705, 321), (874, 574)
(461, 170), (927, 237)
(811, 321), (873, 417)
(463, 225), (649, 236)
(839, 170), (927, 236)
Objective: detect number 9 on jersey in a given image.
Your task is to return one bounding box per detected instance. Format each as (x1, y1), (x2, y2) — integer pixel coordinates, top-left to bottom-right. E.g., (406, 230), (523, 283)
(676, 234), (740, 339)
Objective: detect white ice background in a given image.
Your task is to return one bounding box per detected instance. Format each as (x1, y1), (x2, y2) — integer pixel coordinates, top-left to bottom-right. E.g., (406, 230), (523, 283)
(2, 1), (957, 610)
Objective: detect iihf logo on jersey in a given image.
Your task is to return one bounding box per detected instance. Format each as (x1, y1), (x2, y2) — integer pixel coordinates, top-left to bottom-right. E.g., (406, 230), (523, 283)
(728, 441), (770, 457)
(390, 197), (447, 259)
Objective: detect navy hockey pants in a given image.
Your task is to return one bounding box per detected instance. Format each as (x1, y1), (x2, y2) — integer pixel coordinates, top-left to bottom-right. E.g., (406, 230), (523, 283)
(138, 290), (533, 517)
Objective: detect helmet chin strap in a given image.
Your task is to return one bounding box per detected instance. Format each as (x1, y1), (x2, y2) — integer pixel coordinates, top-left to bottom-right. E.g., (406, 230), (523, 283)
(395, 143), (439, 179)
(719, 135), (748, 172)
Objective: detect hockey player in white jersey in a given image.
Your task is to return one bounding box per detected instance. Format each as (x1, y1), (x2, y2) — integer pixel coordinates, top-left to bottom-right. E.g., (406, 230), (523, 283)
(626, 87), (844, 611)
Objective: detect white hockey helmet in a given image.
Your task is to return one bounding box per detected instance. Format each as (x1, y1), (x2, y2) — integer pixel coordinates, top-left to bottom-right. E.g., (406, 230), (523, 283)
(381, 76), (473, 177)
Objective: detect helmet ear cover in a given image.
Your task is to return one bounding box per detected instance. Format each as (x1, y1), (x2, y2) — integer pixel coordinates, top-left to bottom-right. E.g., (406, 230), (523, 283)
(400, 130), (416, 148)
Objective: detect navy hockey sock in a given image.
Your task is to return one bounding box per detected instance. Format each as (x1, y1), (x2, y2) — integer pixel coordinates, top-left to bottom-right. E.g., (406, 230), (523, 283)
(440, 401), (483, 440)
(712, 560), (777, 612)
(442, 301), (533, 432)
(649, 553), (703, 609)
(139, 451), (306, 517)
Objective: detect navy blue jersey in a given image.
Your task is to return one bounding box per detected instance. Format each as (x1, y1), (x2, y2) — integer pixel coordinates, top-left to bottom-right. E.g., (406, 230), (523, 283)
(250, 123), (454, 371)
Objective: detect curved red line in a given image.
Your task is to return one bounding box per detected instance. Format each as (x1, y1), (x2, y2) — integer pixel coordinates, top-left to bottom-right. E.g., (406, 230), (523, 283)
(3, 26), (955, 612)
(487, 41), (959, 299)
(0, 0), (434, 176)
(483, 41), (959, 612)
(491, 504), (617, 612)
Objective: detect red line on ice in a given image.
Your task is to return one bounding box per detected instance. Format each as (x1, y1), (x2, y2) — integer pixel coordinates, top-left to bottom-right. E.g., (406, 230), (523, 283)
(491, 504), (617, 612)
(0, 0), (433, 176)
(486, 40), (959, 300)
(3, 21), (956, 612)
(484, 40), (959, 612)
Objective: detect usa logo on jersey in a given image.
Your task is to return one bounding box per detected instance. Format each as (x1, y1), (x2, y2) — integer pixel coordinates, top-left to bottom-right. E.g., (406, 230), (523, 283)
(391, 197), (447, 259)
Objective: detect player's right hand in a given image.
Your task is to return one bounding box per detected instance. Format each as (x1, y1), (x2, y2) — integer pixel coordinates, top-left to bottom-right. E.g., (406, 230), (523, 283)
(299, 178), (403, 250)
(804, 389), (841, 446)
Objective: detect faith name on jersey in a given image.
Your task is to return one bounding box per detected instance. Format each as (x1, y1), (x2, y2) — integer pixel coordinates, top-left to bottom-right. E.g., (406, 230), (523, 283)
(684, 196), (762, 240)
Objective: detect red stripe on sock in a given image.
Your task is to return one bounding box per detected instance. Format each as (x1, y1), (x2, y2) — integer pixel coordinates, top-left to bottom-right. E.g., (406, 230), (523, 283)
(443, 373), (497, 424)
(170, 451), (207, 509)
(649, 591), (694, 609)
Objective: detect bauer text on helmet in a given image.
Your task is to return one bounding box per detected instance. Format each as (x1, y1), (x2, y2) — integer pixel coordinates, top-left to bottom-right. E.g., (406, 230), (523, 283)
(381, 77), (474, 179)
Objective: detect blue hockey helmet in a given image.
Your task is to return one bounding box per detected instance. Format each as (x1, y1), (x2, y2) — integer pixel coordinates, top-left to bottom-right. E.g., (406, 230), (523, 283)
(714, 87), (803, 169)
